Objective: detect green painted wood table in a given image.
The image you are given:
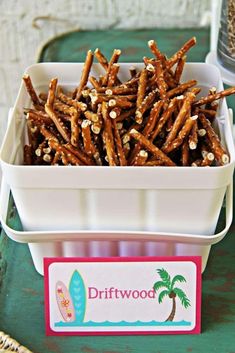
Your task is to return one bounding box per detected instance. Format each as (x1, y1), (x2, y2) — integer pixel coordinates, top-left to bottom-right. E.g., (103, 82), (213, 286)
(1, 28), (235, 353)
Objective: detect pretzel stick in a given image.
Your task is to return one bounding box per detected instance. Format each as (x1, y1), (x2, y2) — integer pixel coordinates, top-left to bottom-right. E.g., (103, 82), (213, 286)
(166, 37), (197, 69)
(35, 140), (47, 159)
(105, 86), (137, 95)
(162, 91), (196, 149)
(22, 74), (42, 109)
(136, 69), (148, 123)
(198, 108), (217, 120)
(23, 145), (32, 165)
(148, 40), (166, 65)
(81, 120), (96, 157)
(116, 108), (136, 122)
(46, 78), (58, 107)
(167, 80), (197, 98)
(145, 159), (164, 166)
(188, 119), (198, 150)
(94, 48), (109, 70)
(129, 66), (137, 78)
(181, 139), (190, 166)
(70, 110), (81, 147)
(48, 139), (83, 165)
(129, 129), (176, 166)
(156, 61), (168, 99)
(109, 106), (122, 119)
(51, 151), (61, 165)
(201, 152), (215, 166)
(64, 143), (94, 165)
(108, 63), (120, 87)
(26, 110), (52, 126)
(194, 87), (235, 107)
(162, 114), (198, 154)
(45, 104), (71, 142)
(57, 88), (87, 111)
(133, 149), (148, 166)
(174, 56), (186, 83)
(136, 89), (158, 123)
(112, 120), (127, 166)
(108, 98), (134, 109)
(102, 101), (118, 165)
(89, 76), (102, 90)
(54, 100), (77, 117)
(75, 50), (94, 100)
(128, 101), (163, 164)
(84, 111), (99, 123)
(102, 49), (122, 86)
(164, 70), (177, 89)
(151, 97), (180, 141)
(198, 113), (229, 165)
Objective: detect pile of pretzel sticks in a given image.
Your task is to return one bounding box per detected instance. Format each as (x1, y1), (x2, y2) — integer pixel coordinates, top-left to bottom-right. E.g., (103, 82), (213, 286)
(23, 37), (235, 167)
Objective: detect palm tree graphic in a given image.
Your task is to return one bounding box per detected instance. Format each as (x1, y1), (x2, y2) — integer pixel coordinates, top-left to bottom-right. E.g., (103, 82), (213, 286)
(153, 268), (191, 322)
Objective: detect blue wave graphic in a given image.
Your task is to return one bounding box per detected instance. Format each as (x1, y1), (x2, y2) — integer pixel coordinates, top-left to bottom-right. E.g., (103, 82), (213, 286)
(55, 320), (192, 327)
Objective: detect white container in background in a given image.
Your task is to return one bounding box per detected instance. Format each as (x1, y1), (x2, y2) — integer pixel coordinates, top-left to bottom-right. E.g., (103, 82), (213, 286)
(0, 62), (234, 275)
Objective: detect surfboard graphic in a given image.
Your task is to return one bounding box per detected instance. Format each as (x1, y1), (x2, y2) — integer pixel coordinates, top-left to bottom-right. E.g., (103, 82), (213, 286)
(69, 270), (86, 322)
(56, 281), (75, 322)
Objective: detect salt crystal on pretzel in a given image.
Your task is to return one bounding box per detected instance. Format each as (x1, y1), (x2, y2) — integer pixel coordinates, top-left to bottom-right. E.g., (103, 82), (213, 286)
(75, 50), (94, 101)
(129, 129), (176, 166)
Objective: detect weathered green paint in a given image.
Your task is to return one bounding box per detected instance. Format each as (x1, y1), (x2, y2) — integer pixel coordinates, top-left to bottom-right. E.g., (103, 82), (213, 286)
(1, 28), (235, 353)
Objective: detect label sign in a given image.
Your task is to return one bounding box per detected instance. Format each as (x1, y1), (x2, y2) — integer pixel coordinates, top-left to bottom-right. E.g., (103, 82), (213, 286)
(44, 257), (201, 335)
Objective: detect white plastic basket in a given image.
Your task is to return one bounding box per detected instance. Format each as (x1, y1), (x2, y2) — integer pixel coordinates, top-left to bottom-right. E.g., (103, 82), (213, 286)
(0, 177), (233, 275)
(0, 62), (234, 275)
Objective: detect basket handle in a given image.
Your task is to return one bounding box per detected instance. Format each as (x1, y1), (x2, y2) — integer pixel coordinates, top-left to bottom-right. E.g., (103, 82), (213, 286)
(0, 176), (233, 245)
